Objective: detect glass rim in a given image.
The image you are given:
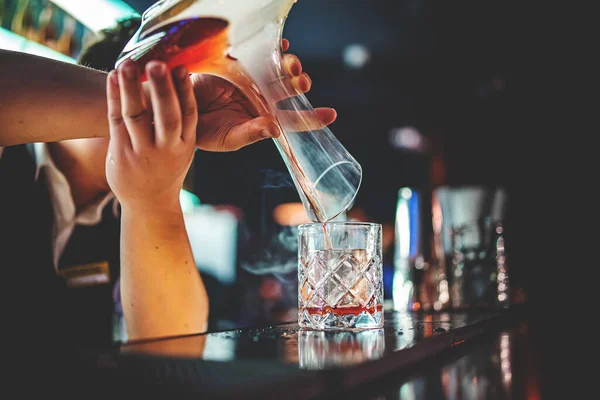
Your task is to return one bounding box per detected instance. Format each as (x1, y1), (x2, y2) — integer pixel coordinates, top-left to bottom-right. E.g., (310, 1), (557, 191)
(298, 221), (381, 229)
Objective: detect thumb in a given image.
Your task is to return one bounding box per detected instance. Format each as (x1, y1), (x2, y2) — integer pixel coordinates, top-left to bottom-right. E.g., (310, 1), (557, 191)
(315, 107), (337, 126)
(220, 109), (336, 151)
(223, 116), (280, 151)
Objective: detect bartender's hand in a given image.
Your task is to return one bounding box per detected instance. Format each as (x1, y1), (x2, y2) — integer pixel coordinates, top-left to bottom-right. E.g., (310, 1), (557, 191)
(105, 59), (196, 210)
(191, 39), (337, 151)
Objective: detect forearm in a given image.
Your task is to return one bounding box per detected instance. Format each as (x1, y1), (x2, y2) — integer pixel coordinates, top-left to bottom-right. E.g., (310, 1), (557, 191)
(0, 49), (109, 146)
(120, 205), (209, 341)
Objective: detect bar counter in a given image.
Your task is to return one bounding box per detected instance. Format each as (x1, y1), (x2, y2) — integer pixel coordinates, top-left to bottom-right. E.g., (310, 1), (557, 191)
(48, 304), (544, 399)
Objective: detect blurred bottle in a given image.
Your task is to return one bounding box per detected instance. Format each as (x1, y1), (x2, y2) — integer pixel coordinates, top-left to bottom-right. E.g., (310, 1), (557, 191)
(0, 0), (5, 29)
(435, 185), (510, 309)
(431, 123), (512, 310)
(393, 189), (450, 312)
(36, 4), (58, 50)
(391, 129), (450, 312)
(11, 0), (37, 41)
(392, 186), (420, 311)
(56, 15), (77, 57)
(425, 133), (451, 312)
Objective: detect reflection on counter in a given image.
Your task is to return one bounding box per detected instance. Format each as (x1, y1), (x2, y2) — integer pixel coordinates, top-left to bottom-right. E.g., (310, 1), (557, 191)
(298, 329), (385, 370)
(118, 311), (489, 368)
(93, 309), (540, 400)
(363, 321), (541, 400)
(397, 330), (513, 399)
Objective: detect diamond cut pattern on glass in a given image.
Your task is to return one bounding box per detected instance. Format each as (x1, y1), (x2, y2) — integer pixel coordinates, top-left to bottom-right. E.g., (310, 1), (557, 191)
(363, 257), (379, 282)
(332, 254), (362, 289)
(323, 274), (347, 305)
(298, 263), (306, 284)
(337, 292), (356, 307)
(349, 275), (375, 307)
(299, 249), (384, 330)
(306, 254), (329, 289)
(366, 295), (376, 309)
(299, 279), (312, 308)
(307, 293), (326, 309)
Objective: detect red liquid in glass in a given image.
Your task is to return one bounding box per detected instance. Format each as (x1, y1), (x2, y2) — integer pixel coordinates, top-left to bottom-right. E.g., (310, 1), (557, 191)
(301, 304), (383, 317)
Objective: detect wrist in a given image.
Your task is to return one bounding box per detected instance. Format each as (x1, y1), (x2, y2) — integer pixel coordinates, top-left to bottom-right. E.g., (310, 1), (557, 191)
(120, 199), (183, 220)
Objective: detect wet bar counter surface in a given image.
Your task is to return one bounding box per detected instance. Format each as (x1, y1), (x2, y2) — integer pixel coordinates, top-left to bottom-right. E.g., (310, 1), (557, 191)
(71, 307), (529, 399)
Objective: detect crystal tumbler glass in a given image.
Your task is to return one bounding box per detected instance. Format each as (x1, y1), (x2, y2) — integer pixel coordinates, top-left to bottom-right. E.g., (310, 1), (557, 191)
(298, 222), (383, 330)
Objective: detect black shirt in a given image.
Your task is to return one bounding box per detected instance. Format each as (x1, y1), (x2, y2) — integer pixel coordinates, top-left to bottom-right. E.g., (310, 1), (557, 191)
(0, 145), (121, 348)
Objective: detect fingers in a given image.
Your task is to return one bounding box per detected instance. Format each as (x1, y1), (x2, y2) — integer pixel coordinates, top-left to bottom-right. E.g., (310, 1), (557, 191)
(114, 60), (196, 151)
(282, 52), (312, 92)
(276, 109), (333, 132)
(283, 53), (302, 76)
(315, 107), (337, 126)
(106, 70), (131, 150)
(118, 60), (152, 150)
(291, 73), (312, 93)
(146, 61), (183, 146)
(223, 107), (336, 151)
(276, 48), (334, 130)
(271, 106), (337, 133)
(172, 65), (198, 144)
(223, 116), (280, 151)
